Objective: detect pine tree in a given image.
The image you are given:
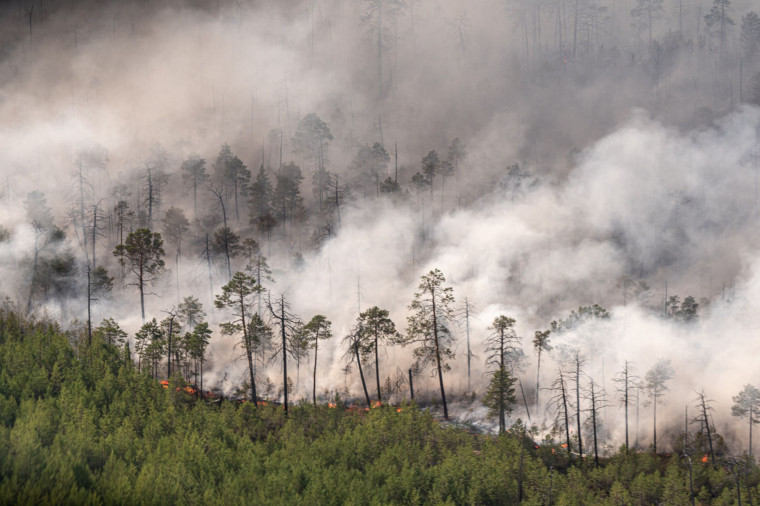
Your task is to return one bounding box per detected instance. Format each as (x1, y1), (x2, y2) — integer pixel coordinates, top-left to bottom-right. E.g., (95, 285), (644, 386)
(215, 272), (263, 404)
(399, 269), (455, 420)
(113, 229), (165, 322)
(300, 315), (332, 406)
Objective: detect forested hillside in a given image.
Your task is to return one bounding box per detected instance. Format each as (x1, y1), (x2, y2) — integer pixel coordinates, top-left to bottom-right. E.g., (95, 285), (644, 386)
(0, 309), (757, 505)
(2, 0), (760, 499)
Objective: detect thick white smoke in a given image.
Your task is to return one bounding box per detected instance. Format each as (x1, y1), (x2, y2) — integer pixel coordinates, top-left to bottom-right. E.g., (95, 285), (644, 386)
(1, 0), (760, 452)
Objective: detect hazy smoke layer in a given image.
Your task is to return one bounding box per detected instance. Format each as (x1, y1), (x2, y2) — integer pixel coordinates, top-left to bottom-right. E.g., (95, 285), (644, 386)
(1, 0), (760, 450)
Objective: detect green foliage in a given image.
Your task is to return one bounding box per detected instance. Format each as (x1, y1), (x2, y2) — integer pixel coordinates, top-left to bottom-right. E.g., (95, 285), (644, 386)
(1, 309), (759, 504)
(550, 304), (610, 333)
(93, 318), (127, 347)
(113, 228), (165, 282)
(483, 367), (517, 433)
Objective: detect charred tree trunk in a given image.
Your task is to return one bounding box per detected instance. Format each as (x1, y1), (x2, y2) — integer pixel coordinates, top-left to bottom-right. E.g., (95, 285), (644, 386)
(138, 268), (145, 323)
(432, 293), (449, 420)
(355, 339), (371, 407)
(281, 296), (288, 416)
(560, 370), (572, 462)
(375, 332), (382, 401)
(312, 338), (318, 407)
(698, 392), (716, 467)
(241, 292), (257, 405)
(87, 264), (92, 348)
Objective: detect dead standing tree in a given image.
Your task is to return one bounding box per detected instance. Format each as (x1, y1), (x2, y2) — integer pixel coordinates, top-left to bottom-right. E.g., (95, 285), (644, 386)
(644, 359), (675, 454)
(547, 368), (574, 463)
(585, 378), (610, 468)
(267, 294), (301, 416)
(694, 389), (717, 467)
(208, 183), (232, 280)
(613, 361), (640, 453)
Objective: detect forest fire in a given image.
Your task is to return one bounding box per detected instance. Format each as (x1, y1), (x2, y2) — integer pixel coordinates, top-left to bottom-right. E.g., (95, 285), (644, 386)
(159, 380), (197, 395)
(328, 402), (337, 408)
(702, 454), (709, 463)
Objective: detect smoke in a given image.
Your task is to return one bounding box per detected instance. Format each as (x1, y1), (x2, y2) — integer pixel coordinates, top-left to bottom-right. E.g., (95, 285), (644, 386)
(1, 0), (760, 450)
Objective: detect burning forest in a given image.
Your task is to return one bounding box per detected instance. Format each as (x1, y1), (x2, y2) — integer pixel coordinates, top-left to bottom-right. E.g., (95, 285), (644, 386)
(2, 0), (760, 502)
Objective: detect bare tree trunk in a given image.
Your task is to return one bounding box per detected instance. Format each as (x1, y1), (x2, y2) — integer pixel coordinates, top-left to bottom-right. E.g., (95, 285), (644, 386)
(241, 295), (257, 404)
(312, 338), (318, 406)
(87, 264), (92, 348)
(432, 293), (448, 420)
(375, 332), (382, 401)
(560, 370), (572, 461)
(536, 348), (542, 410)
(281, 296), (288, 415)
(465, 298), (471, 392)
(355, 339), (371, 407)
(572, 0), (578, 59)
(139, 270), (145, 323)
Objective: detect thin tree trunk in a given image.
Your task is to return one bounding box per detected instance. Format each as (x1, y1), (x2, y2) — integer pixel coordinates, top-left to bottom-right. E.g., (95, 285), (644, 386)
(241, 293), (257, 404)
(536, 348), (542, 410)
(653, 396), (657, 453)
(375, 332), (382, 401)
(281, 296), (288, 415)
(432, 293), (448, 420)
(560, 371), (572, 461)
(91, 205), (97, 270)
(139, 271), (145, 322)
(355, 340), (371, 407)
(313, 339), (318, 406)
(465, 298), (471, 392)
(625, 367), (629, 453)
(87, 264), (92, 348)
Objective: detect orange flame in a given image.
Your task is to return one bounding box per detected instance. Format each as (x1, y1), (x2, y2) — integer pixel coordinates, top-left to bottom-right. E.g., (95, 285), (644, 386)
(702, 454), (709, 463)
(561, 444), (568, 448)
(372, 401), (382, 408)
(328, 402), (337, 408)
(396, 408), (403, 413)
